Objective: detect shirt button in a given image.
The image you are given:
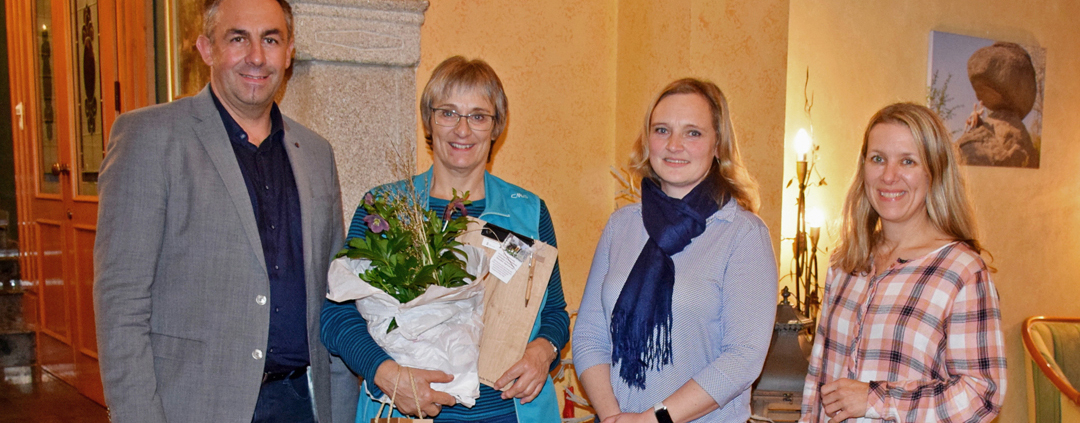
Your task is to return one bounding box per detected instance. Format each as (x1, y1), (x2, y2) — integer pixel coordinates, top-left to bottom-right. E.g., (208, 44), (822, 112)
(252, 349), (264, 360)
(270, 224), (276, 230)
(275, 307), (280, 313)
(255, 295), (267, 305)
(273, 265), (280, 270)
(264, 185), (269, 190)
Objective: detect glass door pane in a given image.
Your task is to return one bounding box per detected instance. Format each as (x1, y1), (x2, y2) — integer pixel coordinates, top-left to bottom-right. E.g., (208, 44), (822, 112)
(34, 0), (59, 195)
(72, 0), (104, 196)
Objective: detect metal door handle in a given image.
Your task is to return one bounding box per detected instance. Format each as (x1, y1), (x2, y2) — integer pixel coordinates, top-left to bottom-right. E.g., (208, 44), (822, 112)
(50, 163), (71, 176)
(14, 103), (23, 130)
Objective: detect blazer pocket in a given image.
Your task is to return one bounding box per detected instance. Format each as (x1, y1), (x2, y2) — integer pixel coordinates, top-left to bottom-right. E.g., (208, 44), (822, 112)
(150, 332), (205, 363)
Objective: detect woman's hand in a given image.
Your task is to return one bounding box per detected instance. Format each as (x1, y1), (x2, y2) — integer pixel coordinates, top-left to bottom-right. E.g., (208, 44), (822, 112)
(372, 360), (456, 417)
(600, 411), (657, 423)
(820, 378), (870, 421)
(493, 338), (558, 404)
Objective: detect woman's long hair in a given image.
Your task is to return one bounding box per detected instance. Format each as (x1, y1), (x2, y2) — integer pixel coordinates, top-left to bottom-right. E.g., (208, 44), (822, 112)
(832, 102), (984, 274)
(629, 78), (760, 213)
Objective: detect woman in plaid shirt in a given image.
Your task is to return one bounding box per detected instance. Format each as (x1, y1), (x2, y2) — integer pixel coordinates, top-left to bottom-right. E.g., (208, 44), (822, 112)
(799, 103), (1006, 422)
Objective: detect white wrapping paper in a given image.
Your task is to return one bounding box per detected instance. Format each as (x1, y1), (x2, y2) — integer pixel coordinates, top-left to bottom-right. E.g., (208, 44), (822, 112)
(327, 245), (489, 407)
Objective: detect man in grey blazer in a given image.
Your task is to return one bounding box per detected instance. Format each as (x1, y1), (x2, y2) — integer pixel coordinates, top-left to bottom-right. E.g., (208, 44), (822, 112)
(93, 0), (343, 421)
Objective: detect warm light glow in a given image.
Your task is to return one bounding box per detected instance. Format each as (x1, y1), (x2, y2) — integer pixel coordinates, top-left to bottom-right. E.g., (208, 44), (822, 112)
(42, 25), (48, 31)
(794, 128), (813, 158)
(807, 207), (825, 228)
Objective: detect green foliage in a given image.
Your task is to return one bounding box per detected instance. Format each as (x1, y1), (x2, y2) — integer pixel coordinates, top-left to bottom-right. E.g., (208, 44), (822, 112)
(927, 70), (962, 131)
(336, 189), (475, 312)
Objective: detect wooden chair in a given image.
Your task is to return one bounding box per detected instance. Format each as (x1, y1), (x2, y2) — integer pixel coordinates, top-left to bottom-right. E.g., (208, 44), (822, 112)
(1022, 316), (1080, 423)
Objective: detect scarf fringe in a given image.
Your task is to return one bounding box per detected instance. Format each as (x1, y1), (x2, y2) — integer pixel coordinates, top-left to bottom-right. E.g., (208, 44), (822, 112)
(610, 304), (674, 389)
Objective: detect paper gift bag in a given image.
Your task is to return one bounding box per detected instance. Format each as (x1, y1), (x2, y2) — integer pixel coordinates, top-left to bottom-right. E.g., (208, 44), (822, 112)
(371, 418), (433, 423)
(458, 218), (558, 385)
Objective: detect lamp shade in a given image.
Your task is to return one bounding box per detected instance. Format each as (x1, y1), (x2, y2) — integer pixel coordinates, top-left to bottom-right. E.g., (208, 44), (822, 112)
(794, 128), (813, 157)
(807, 207), (825, 229)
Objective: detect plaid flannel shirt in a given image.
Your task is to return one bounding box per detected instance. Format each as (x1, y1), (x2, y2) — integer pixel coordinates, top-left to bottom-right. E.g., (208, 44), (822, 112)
(800, 242), (1006, 422)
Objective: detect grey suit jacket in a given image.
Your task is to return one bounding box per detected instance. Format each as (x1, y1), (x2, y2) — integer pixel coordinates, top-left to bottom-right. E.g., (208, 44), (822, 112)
(94, 86), (345, 423)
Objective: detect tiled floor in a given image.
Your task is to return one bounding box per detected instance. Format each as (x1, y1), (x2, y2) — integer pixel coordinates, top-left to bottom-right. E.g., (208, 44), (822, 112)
(0, 367), (109, 423)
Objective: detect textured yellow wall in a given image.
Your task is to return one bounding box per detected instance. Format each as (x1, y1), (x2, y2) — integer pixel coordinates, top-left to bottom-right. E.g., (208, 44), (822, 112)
(416, 0), (618, 316)
(783, 1), (1080, 421)
(615, 0), (789, 258)
(420, 0), (789, 315)
(418, 0), (789, 417)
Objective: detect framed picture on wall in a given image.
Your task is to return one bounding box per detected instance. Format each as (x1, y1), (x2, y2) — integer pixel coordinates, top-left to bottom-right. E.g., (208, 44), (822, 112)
(160, 0), (210, 101)
(927, 30), (1045, 169)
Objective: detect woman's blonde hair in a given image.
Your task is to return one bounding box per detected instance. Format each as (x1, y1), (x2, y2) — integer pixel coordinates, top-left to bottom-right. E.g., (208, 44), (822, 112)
(629, 78), (760, 213)
(833, 102), (983, 274)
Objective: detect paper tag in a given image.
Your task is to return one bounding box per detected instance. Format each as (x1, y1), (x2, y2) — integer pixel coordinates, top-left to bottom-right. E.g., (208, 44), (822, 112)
(489, 235), (532, 283)
(481, 237), (502, 250)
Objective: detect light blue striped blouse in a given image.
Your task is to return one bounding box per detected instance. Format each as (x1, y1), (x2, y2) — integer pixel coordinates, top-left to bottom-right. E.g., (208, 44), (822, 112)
(572, 199), (778, 422)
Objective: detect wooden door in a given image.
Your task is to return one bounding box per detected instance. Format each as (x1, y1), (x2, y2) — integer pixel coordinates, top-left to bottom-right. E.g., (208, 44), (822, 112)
(5, 0), (151, 405)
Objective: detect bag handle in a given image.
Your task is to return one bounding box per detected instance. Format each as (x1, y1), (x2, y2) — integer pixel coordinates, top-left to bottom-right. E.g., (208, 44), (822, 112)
(375, 369), (402, 419)
(408, 368), (424, 419)
(374, 366), (426, 420)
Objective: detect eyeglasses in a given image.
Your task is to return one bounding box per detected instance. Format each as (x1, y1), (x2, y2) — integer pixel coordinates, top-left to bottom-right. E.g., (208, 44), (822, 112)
(431, 108), (495, 131)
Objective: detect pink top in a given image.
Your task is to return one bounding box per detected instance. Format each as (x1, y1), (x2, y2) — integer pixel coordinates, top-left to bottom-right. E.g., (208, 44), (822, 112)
(800, 242), (1006, 422)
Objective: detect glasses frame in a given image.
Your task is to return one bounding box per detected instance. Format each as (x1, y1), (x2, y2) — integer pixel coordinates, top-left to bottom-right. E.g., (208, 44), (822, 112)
(430, 108), (496, 131)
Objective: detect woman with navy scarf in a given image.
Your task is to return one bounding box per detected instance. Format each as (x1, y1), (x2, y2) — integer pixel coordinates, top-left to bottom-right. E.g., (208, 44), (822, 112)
(573, 79), (777, 423)
(321, 56), (569, 423)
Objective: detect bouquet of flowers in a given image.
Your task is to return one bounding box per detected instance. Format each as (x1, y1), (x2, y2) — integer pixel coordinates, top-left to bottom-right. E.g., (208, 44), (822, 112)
(327, 183), (489, 407)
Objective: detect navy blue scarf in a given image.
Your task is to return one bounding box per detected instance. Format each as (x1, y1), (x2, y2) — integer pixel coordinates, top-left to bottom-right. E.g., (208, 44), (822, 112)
(610, 177), (724, 389)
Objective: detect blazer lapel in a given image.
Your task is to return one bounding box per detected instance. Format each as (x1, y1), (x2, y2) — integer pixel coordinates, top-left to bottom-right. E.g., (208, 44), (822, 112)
(189, 86), (268, 270)
(283, 119), (315, 285)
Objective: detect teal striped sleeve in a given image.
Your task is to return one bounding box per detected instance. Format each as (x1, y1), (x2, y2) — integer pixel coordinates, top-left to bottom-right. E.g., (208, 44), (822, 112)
(534, 200), (570, 371)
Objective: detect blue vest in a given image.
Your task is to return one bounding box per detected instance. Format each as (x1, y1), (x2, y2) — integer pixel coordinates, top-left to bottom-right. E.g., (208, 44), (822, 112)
(356, 167), (561, 423)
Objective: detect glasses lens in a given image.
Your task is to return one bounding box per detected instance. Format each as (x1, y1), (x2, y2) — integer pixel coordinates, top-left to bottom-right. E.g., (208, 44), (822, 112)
(433, 109), (458, 127)
(432, 109), (494, 130)
(467, 114), (493, 130)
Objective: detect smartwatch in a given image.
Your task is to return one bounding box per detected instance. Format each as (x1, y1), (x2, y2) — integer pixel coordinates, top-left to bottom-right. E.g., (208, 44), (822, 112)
(653, 402), (674, 423)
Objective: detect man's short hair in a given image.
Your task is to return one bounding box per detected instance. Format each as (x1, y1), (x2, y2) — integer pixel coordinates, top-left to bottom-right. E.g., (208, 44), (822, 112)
(202, 0), (294, 40)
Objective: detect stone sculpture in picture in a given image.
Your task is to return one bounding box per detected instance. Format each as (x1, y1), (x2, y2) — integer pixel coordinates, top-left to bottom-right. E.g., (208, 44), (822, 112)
(956, 42), (1039, 168)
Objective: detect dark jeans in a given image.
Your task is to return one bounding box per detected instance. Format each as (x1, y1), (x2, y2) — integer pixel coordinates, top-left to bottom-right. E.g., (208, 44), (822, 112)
(251, 372), (315, 423)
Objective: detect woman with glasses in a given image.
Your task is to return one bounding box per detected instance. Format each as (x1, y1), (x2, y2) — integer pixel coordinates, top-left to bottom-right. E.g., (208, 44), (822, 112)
(798, 103), (1006, 422)
(321, 56), (568, 423)
(573, 78), (777, 422)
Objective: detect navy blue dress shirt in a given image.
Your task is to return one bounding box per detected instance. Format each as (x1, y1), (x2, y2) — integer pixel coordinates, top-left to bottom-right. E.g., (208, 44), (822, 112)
(211, 89), (308, 373)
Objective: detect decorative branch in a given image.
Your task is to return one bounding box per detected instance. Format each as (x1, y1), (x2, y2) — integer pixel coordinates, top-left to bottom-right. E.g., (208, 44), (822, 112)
(610, 166), (640, 203)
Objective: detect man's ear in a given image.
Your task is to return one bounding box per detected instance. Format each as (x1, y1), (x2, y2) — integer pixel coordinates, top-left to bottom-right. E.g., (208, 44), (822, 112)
(196, 35), (214, 66)
(285, 40), (295, 69)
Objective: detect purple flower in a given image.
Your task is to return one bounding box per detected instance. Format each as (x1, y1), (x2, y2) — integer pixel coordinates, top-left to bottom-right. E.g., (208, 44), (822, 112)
(443, 198), (469, 221)
(364, 193), (375, 206)
(364, 214), (389, 233)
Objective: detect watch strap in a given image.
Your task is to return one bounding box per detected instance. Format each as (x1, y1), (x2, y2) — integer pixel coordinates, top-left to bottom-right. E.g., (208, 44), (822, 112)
(653, 402), (674, 423)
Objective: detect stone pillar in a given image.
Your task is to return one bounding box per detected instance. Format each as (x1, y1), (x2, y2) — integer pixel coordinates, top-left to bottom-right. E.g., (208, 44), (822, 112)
(280, 0), (428, 220)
